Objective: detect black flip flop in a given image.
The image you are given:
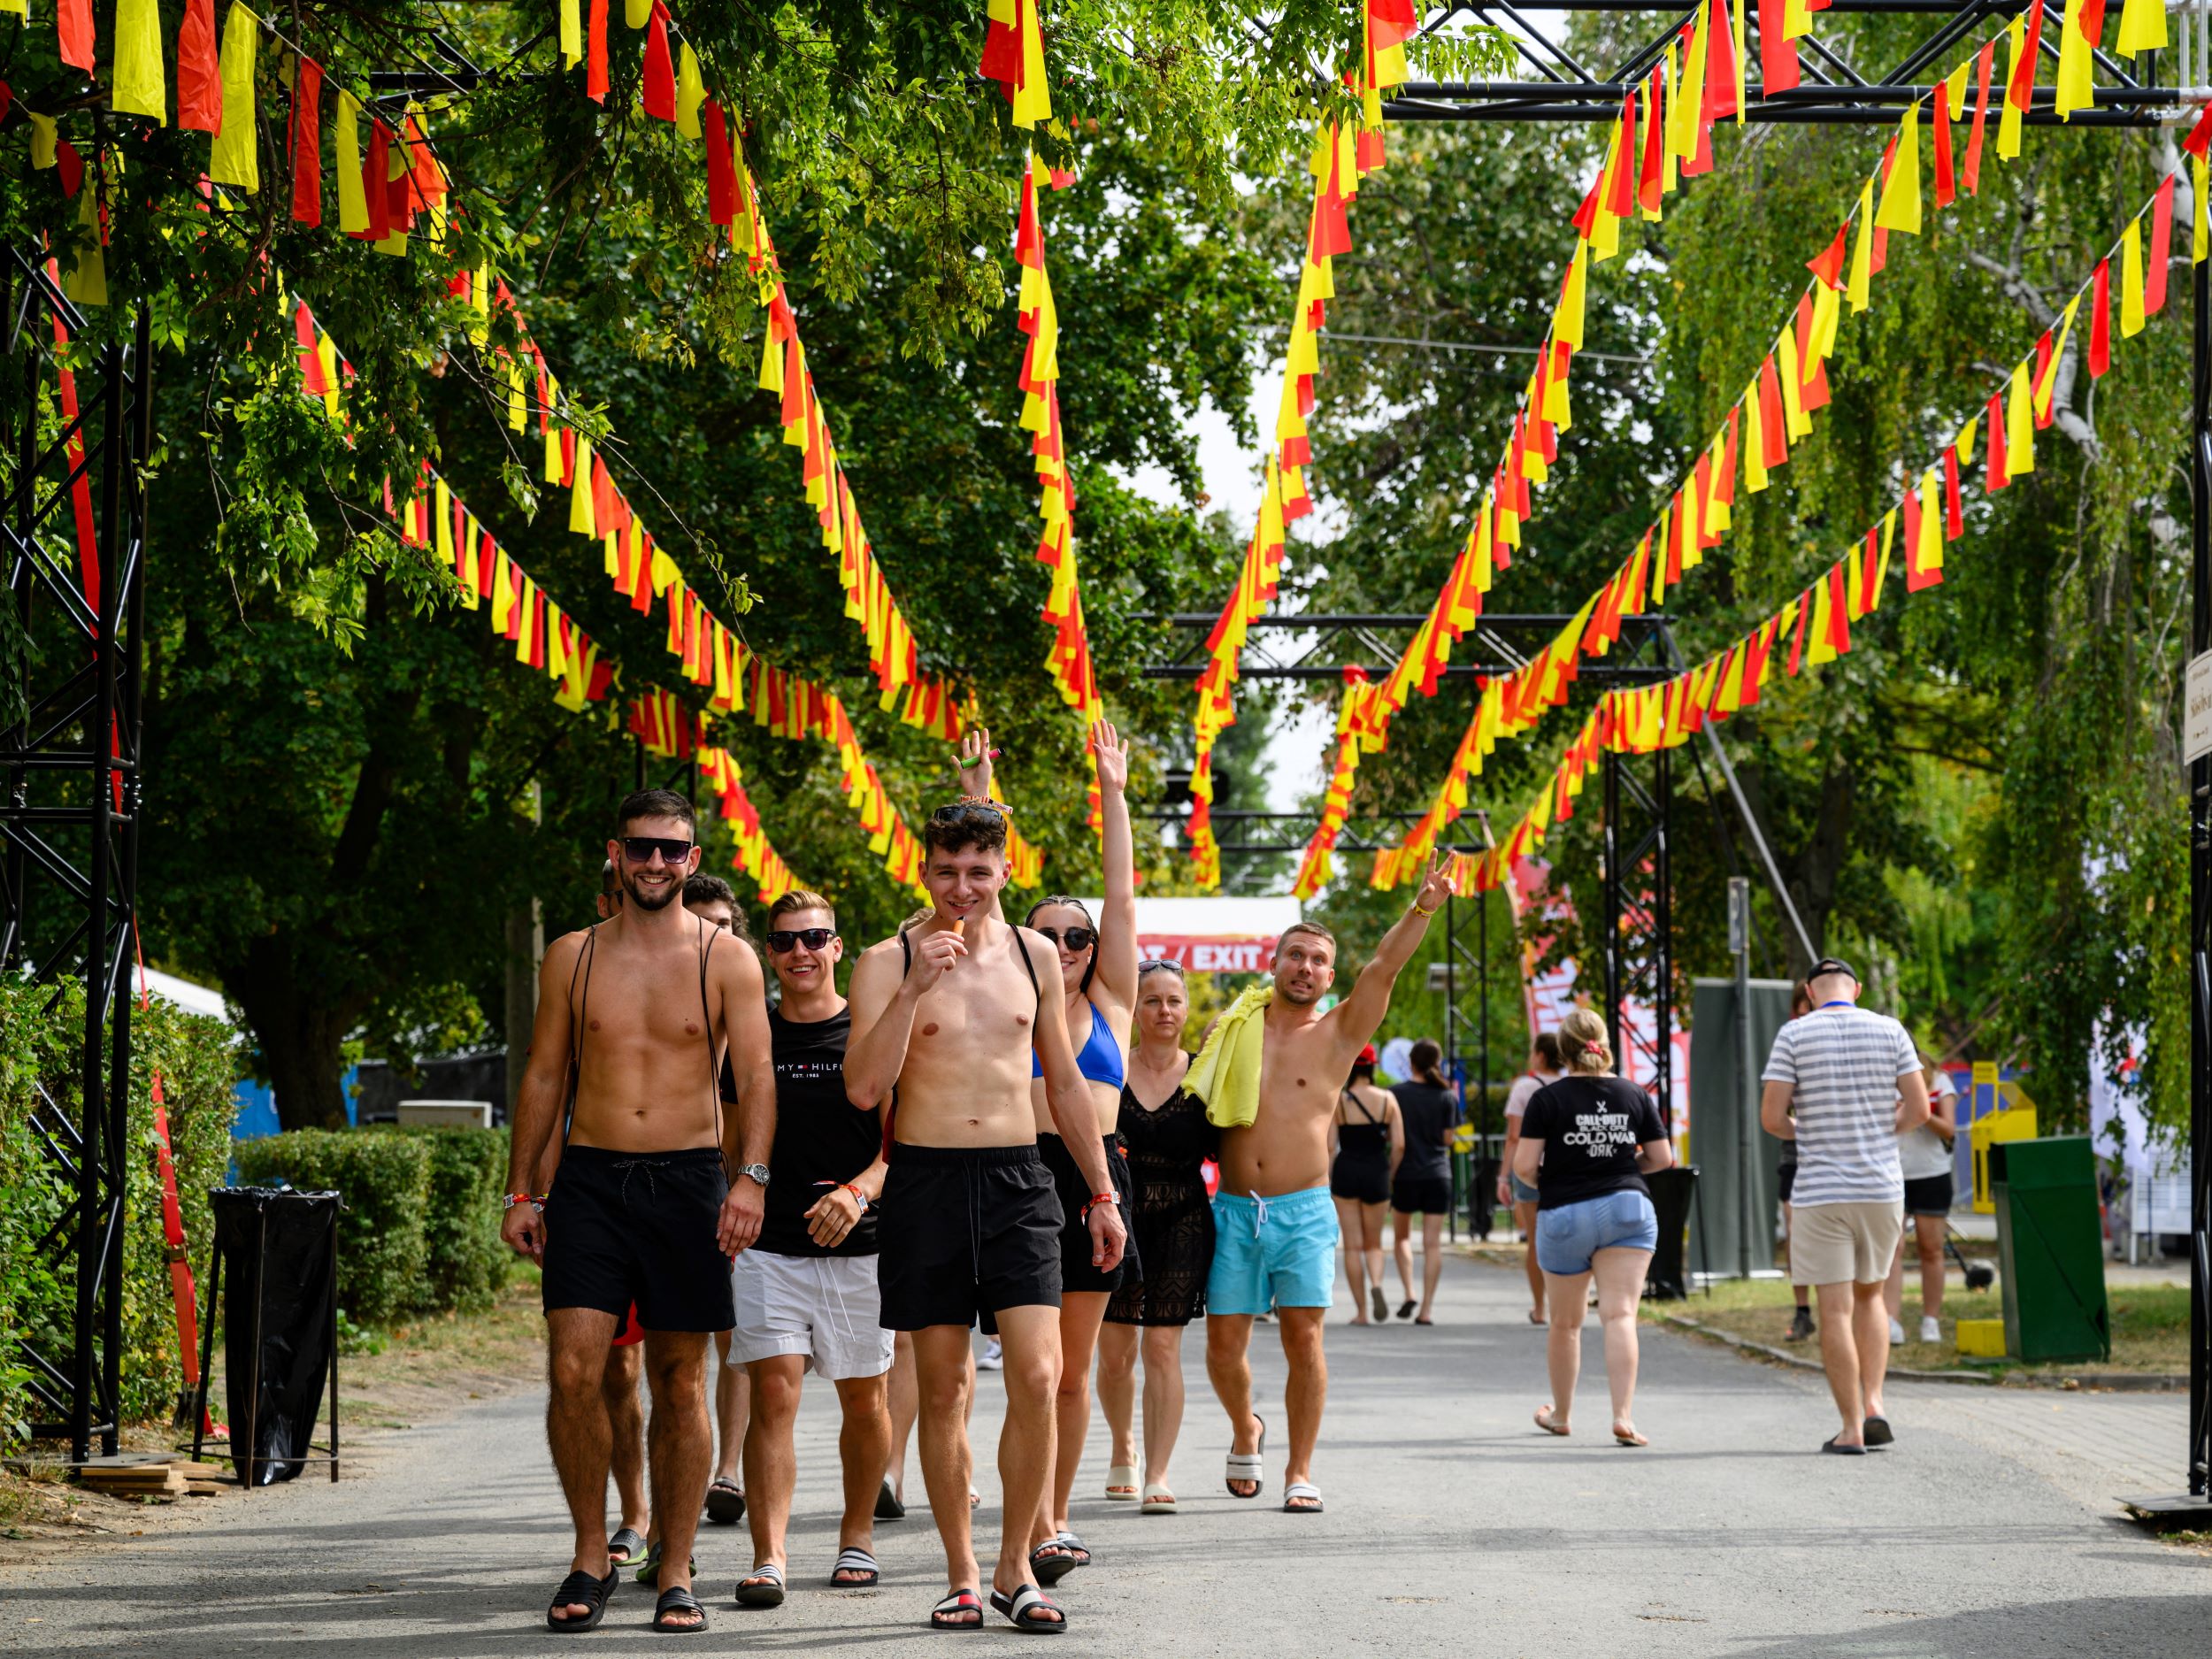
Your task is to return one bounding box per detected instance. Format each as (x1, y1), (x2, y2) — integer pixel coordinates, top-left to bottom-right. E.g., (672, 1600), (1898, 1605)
(1863, 1415), (1894, 1448)
(652, 1586), (709, 1634)
(546, 1566), (618, 1632)
(608, 1526), (648, 1566)
(990, 1583), (1066, 1633)
(875, 1479), (906, 1521)
(1396, 1300), (1417, 1319)
(1821, 1436), (1867, 1455)
(704, 1477), (746, 1524)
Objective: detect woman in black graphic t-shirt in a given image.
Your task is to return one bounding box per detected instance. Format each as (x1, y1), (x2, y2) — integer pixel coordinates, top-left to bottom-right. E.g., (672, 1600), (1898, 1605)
(1512, 1008), (1674, 1448)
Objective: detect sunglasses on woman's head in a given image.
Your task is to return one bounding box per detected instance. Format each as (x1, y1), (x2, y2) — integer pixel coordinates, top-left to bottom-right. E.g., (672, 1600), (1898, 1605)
(1035, 926), (1096, 953)
(621, 835), (695, 864)
(765, 927), (836, 953)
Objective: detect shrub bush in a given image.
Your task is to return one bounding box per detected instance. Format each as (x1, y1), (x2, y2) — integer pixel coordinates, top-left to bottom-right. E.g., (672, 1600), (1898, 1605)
(0, 980), (240, 1445)
(232, 1131), (431, 1327)
(397, 1126), (510, 1314)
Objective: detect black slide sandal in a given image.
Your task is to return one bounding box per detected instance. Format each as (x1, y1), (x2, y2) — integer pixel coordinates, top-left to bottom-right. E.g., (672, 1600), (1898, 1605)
(734, 1562), (787, 1607)
(704, 1478), (747, 1524)
(1028, 1541), (1078, 1587)
(546, 1566), (618, 1632)
(930, 1588), (984, 1630)
(876, 1479), (906, 1521)
(652, 1586), (709, 1634)
(990, 1583), (1066, 1633)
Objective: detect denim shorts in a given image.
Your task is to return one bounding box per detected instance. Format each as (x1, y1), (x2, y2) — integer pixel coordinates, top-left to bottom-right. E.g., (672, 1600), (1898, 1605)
(1507, 1170), (1541, 1205)
(1535, 1190), (1659, 1276)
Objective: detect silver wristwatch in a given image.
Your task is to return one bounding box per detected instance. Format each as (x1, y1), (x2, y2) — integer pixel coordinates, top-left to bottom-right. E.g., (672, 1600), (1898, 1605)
(740, 1163), (772, 1188)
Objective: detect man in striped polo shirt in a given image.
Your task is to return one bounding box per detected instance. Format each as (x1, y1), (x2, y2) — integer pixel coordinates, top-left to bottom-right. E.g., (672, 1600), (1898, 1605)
(1759, 958), (1931, 1455)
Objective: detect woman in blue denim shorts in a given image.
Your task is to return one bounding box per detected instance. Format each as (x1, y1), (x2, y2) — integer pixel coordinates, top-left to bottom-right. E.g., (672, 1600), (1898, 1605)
(1511, 1008), (1675, 1446)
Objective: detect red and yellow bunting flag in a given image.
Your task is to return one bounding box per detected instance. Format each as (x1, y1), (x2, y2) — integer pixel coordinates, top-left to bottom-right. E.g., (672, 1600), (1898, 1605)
(979, 0), (1051, 129)
(1187, 48), (1401, 886)
(1317, 9), (2094, 891)
(1288, 671), (1386, 900)
(1373, 159), (2198, 893)
(726, 162), (970, 733)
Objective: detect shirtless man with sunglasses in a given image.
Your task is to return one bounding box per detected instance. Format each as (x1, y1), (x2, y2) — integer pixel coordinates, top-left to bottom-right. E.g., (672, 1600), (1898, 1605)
(504, 789), (776, 1636)
(845, 786), (1126, 1634)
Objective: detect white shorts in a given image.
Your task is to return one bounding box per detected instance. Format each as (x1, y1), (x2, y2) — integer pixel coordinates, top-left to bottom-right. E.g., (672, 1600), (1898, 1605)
(726, 1250), (895, 1380)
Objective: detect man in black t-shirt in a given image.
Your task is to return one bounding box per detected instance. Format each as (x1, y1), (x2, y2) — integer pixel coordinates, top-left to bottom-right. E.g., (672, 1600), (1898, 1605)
(727, 889), (894, 1604)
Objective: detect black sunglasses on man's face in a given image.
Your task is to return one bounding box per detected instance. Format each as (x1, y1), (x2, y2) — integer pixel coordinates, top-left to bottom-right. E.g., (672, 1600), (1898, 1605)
(621, 835), (695, 865)
(765, 927), (836, 953)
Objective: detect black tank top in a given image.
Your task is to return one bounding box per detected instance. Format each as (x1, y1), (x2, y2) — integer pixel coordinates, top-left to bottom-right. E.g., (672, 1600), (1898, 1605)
(1334, 1089), (1389, 1165)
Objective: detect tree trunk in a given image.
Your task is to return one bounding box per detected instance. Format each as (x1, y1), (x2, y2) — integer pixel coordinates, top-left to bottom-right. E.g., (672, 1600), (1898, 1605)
(235, 937), (357, 1131)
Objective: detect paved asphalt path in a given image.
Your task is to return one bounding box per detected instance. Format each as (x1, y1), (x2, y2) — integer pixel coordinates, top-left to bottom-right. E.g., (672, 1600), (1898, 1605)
(3, 1252), (2204, 1655)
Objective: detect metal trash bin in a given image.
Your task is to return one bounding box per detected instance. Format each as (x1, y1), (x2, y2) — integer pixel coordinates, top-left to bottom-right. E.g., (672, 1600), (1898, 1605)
(1992, 1137), (2110, 1363)
(191, 1187), (342, 1486)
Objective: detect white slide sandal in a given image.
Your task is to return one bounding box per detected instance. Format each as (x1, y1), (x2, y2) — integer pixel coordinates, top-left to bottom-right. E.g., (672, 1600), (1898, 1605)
(1104, 1463), (1139, 1501)
(1141, 1483), (1177, 1514)
(1225, 1414), (1266, 1498)
(1282, 1481), (1324, 1514)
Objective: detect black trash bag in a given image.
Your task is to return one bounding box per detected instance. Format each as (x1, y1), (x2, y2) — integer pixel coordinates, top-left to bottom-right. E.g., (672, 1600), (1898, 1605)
(210, 1187), (339, 1486)
(1643, 1165), (1700, 1301)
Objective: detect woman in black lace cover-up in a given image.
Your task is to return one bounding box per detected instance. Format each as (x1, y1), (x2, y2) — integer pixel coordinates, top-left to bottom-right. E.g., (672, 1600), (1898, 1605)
(1095, 961), (1217, 1513)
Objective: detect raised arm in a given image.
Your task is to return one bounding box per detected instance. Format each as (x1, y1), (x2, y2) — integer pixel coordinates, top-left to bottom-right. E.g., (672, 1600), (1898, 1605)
(844, 932), (961, 1111)
(503, 931), (586, 1263)
(1027, 928), (1127, 1271)
(713, 933), (777, 1255)
(1089, 721), (1140, 1018)
(1334, 855), (1454, 1050)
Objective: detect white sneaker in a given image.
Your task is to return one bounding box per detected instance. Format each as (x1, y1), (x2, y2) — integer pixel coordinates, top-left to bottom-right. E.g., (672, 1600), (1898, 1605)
(1887, 1317), (1905, 1345)
(978, 1338), (1004, 1371)
(1919, 1316), (1941, 1344)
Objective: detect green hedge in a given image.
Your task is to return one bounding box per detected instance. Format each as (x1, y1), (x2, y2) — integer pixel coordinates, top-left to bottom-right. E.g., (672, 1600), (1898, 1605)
(0, 980), (239, 1446)
(231, 1125), (510, 1324)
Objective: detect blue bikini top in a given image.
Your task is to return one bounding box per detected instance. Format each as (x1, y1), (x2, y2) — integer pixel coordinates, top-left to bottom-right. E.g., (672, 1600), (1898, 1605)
(1032, 999), (1126, 1091)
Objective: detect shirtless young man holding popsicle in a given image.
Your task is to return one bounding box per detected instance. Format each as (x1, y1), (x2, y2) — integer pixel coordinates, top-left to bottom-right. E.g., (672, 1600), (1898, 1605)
(844, 790), (1126, 1634)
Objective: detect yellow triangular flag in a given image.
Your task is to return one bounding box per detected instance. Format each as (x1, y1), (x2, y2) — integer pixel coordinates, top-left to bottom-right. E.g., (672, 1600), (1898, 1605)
(2121, 215), (2147, 337)
(1847, 180), (1877, 311)
(2116, 0), (2167, 56)
(1873, 104), (1922, 235)
(209, 4), (262, 193)
(111, 0), (169, 125)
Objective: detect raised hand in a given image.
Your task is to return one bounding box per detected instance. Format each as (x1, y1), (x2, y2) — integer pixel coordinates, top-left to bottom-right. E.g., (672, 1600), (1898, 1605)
(1091, 720), (1129, 795)
(1415, 853), (1456, 915)
(956, 726), (995, 797)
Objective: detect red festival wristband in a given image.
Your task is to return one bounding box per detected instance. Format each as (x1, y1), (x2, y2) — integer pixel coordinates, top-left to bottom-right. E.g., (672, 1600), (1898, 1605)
(1081, 1192), (1118, 1219)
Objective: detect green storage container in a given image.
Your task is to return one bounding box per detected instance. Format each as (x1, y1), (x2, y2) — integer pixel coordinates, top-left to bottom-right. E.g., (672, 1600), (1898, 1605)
(1990, 1135), (2110, 1363)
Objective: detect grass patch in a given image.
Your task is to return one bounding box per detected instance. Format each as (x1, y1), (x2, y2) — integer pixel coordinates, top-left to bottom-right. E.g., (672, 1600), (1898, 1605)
(1648, 1273), (2189, 1379)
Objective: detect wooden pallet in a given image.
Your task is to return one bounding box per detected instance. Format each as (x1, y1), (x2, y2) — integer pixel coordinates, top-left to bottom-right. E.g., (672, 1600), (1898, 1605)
(73, 1455), (228, 1498)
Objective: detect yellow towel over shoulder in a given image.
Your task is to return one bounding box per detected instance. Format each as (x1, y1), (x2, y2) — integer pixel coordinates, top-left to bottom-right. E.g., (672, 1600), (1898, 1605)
(1185, 985), (1273, 1130)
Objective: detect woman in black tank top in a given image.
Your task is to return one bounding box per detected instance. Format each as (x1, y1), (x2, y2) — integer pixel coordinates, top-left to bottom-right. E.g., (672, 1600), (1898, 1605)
(1330, 1049), (1402, 1325)
(1094, 961), (1217, 1511)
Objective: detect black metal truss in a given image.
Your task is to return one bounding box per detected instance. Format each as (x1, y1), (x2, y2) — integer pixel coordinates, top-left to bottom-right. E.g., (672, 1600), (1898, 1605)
(1139, 611), (1681, 683)
(0, 251), (151, 1463)
(1388, 0), (2184, 127)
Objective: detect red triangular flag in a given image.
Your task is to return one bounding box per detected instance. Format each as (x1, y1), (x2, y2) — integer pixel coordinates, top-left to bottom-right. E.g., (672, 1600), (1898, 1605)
(704, 100), (736, 224)
(57, 0), (95, 74)
(291, 58), (325, 227)
(1964, 39), (1993, 195)
(2089, 258), (2111, 376)
(641, 3), (678, 121)
(1985, 391), (2010, 491)
(588, 0), (611, 106)
(2183, 100), (2212, 161)
(1786, 588), (1812, 675)
(177, 0), (222, 134)
(1932, 79), (1955, 209)
(1808, 223), (1847, 290)
(1943, 445), (1963, 538)
(1758, 0), (1801, 94)
(2145, 173), (2176, 318)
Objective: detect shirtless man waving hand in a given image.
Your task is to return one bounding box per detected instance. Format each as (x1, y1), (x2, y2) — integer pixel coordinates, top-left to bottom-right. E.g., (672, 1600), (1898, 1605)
(1206, 856), (1453, 1517)
(503, 789), (776, 1636)
(845, 798), (1126, 1635)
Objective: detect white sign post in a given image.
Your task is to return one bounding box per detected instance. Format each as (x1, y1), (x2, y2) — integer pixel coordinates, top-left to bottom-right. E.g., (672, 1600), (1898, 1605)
(2186, 651), (2212, 764)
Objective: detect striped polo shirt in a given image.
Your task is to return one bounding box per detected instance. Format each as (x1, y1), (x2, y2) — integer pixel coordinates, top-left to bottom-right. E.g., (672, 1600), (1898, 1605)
(1761, 1005), (1921, 1208)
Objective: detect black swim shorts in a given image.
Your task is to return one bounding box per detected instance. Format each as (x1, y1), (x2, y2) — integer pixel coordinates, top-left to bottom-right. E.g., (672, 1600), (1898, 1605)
(1391, 1174), (1453, 1217)
(542, 1146), (736, 1333)
(1041, 1132), (1142, 1295)
(876, 1143), (1061, 1331)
